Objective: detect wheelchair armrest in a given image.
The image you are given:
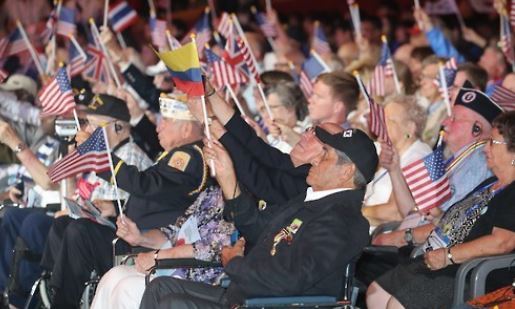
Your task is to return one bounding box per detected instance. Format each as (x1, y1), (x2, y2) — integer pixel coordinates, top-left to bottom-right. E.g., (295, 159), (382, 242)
(243, 296), (338, 307)
(145, 258), (222, 286)
(370, 221), (402, 239)
(362, 245), (399, 254)
(453, 253), (515, 306)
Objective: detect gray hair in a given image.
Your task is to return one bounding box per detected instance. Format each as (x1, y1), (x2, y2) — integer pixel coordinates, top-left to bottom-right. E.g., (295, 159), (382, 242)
(383, 94), (427, 139)
(265, 81), (308, 121)
(335, 149), (367, 188)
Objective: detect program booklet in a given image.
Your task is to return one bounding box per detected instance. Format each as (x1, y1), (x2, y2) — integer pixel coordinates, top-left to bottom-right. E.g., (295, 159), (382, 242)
(64, 198), (116, 230)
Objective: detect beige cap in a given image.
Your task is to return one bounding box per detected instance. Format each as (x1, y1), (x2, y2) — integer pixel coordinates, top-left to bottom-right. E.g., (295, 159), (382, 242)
(159, 94), (197, 121)
(0, 74), (38, 97)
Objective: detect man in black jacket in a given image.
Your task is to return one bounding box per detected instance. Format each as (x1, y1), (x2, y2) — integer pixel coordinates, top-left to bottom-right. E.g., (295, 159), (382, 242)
(140, 127), (378, 308)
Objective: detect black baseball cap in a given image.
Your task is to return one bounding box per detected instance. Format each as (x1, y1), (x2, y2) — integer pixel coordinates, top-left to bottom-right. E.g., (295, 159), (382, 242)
(315, 127), (378, 184)
(85, 94), (131, 122)
(455, 82), (504, 124)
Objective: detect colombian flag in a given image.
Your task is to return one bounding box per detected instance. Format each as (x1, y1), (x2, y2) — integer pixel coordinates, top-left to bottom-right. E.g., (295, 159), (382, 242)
(158, 42), (205, 97)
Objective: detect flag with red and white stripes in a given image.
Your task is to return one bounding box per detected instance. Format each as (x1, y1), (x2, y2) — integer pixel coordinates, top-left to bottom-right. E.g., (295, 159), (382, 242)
(48, 128), (111, 183)
(108, 0), (138, 33)
(0, 37), (8, 59)
(217, 12), (232, 39)
(68, 41), (87, 77)
(369, 40), (394, 97)
(236, 37), (260, 83)
(39, 67), (76, 116)
(510, 0), (515, 29)
(205, 46), (247, 89)
(254, 10), (277, 38)
(57, 6), (76, 37)
(433, 57), (457, 95)
(150, 17), (167, 48)
(5, 29), (27, 57)
(491, 84), (515, 111)
(499, 14), (514, 65)
(299, 52), (327, 98)
(402, 146), (452, 212)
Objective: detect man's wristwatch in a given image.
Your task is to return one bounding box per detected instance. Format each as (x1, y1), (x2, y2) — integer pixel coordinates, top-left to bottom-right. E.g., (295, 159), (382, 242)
(12, 143), (27, 154)
(404, 228), (414, 246)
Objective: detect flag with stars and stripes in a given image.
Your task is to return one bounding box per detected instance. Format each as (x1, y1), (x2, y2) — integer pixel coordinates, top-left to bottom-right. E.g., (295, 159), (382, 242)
(217, 12), (232, 39)
(433, 57), (457, 95)
(369, 40), (395, 97)
(299, 52), (327, 98)
(360, 78), (391, 144)
(150, 17), (167, 48)
(68, 41), (87, 77)
(182, 9), (211, 54)
(5, 29), (27, 57)
(48, 128), (111, 183)
(236, 37), (260, 83)
(312, 21), (331, 55)
(402, 146), (452, 212)
(204, 46), (247, 89)
(491, 84), (515, 111)
(39, 67), (76, 116)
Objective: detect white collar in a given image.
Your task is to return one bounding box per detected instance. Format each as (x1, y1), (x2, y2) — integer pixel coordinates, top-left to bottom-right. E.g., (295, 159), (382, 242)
(304, 187), (352, 202)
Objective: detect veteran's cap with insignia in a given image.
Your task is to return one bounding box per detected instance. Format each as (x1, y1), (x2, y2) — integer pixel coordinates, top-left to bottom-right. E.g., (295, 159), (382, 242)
(86, 94), (131, 122)
(455, 82), (504, 124)
(74, 88), (94, 106)
(315, 127), (378, 184)
(159, 94), (197, 121)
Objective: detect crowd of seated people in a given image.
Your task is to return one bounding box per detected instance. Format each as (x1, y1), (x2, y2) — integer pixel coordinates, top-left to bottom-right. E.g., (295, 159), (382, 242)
(1, 0), (515, 308)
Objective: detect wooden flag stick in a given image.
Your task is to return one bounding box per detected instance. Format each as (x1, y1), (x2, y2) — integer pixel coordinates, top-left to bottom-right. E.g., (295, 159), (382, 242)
(16, 20), (45, 79)
(102, 126), (125, 219)
(89, 18), (121, 87)
(103, 0), (110, 29)
(226, 85), (245, 116)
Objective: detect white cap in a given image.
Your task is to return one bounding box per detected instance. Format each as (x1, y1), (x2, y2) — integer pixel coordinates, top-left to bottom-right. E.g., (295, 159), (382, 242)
(0, 74), (38, 97)
(159, 94), (196, 121)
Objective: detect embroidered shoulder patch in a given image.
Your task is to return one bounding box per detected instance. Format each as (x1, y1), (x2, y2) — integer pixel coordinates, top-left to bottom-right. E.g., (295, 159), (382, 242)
(168, 151), (191, 172)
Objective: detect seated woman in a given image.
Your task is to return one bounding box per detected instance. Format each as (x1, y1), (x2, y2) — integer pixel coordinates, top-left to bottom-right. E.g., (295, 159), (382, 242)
(362, 94), (432, 231)
(91, 185), (235, 309)
(254, 81), (310, 153)
(366, 111), (515, 308)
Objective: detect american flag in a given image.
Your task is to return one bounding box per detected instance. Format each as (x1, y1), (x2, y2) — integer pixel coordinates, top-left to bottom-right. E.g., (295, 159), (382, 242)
(205, 46), (247, 89)
(499, 14), (514, 65)
(359, 77), (390, 144)
(369, 40), (394, 97)
(312, 21), (331, 55)
(182, 9), (211, 54)
(0, 37), (8, 59)
(217, 12), (232, 39)
(68, 41), (87, 77)
(48, 128), (111, 183)
(511, 0), (515, 28)
(299, 52), (327, 98)
(5, 29), (27, 57)
(401, 146), (452, 212)
(433, 57), (457, 95)
(150, 17), (167, 48)
(223, 33), (245, 71)
(253, 9), (277, 38)
(57, 6), (76, 37)
(0, 69), (8, 83)
(236, 37), (260, 83)
(39, 67), (76, 116)
(108, 0), (138, 33)
(491, 84), (515, 111)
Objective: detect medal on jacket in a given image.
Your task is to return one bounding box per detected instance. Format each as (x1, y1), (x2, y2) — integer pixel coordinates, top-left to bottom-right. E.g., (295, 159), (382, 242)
(270, 218), (303, 256)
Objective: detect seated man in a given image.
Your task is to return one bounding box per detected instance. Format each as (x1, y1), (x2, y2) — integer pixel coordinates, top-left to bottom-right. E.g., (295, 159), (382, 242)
(42, 95), (207, 308)
(140, 127), (378, 308)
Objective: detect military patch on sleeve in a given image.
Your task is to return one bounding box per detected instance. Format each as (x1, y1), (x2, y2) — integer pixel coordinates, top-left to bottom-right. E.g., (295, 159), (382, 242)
(168, 151), (191, 172)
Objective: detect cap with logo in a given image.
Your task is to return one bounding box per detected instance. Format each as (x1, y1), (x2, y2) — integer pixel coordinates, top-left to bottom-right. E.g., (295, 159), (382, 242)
(315, 127), (378, 184)
(455, 82), (504, 124)
(86, 94), (131, 122)
(0, 74), (38, 97)
(159, 93), (196, 121)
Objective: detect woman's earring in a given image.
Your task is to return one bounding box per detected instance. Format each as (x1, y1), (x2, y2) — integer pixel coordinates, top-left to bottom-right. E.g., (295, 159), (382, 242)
(405, 133), (411, 139)
(512, 159), (515, 166)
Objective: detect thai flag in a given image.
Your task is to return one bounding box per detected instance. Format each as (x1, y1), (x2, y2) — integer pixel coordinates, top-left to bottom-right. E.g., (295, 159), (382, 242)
(108, 1), (138, 33)
(57, 6), (76, 37)
(150, 17), (167, 48)
(369, 40), (394, 97)
(299, 52), (327, 98)
(312, 21), (331, 55)
(5, 29), (27, 57)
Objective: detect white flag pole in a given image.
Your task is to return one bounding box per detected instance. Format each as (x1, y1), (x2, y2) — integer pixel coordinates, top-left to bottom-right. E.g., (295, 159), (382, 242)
(353, 71), (371, 106)
(166, 30), (178, 50)
(103, 0), (110, 29)
(148, 0), (156, 18)
(16, 20), (45, 79)
(69, 34), (88, 61)
(438, 62), (452, 117)
(226, 85), (246, 116)
(89, 18), (122, 87)
(311, 49), (331, 72)
(47, 0), (63, 75)
(102, 126), (125, 218)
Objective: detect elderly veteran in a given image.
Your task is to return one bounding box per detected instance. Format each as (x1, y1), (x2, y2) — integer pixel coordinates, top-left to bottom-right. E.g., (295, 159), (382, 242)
(367, 111), (515, 309)
(43, 95), (209, 308)
(140, 127), (378, 309)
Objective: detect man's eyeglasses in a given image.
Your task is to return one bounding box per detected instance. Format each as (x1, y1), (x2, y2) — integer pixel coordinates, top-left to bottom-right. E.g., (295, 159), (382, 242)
(488, 138), (508, 146)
